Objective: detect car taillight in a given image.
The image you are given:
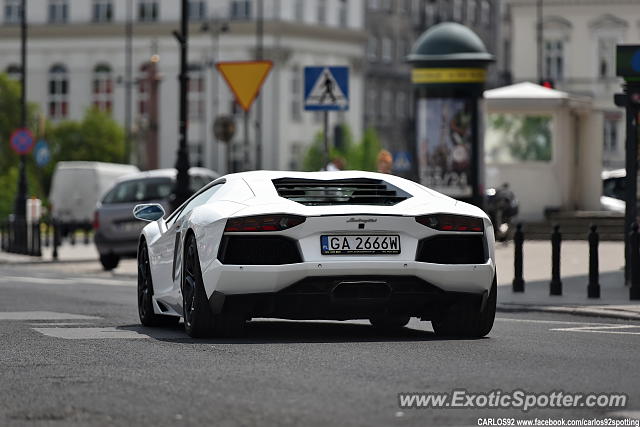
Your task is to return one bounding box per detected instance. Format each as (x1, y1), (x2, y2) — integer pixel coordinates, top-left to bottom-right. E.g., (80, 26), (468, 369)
(416, 214), (483, 232)
(224, 215), (306, 232)
(93, 210), (100, 230)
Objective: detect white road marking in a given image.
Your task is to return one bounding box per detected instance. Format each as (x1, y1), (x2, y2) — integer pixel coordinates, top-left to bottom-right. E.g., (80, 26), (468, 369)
(27, 322), (96, 326)
(34, 327), (150, 339)
(3, 275), (133, 287)
(551, 325), (640, 336)
(495, 317), (621, 326)
(32, 326), (185, 340)
(3, 276), (75, 285)
(0, 311), (99, 321)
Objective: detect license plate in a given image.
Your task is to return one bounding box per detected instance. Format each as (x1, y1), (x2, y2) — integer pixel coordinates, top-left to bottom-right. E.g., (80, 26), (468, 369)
(321, 235), (401, 255)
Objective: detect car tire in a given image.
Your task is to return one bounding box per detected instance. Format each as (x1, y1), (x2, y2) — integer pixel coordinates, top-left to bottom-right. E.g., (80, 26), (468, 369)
(369, 314), (410, 332)
(100, 253), (120, 271)
(182, 234), (246, 338)
(138, 241), (179, 327)
(432, 276), (497, 338)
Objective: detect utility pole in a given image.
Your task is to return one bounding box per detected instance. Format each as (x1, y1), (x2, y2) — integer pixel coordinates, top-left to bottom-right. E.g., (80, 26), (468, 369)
(255, 0), (264, 170)
(125, 0), (133, 164)
(13, 0), (28, 252)
(172, 0), (191, 211)
(536, 0), (543, 82)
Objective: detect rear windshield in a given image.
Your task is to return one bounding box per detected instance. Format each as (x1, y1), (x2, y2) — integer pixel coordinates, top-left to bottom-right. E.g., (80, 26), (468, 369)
(102, 178), (173, 204)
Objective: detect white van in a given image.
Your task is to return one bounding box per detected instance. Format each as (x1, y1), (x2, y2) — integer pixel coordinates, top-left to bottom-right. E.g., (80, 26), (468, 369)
(49, 161), (139, 226)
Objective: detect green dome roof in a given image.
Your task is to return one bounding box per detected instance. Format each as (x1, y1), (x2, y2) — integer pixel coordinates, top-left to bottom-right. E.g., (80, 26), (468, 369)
(408, 22), (494, 63)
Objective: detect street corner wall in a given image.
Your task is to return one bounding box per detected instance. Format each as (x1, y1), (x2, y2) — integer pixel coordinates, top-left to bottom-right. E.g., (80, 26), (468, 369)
(576, 109), (604, 211)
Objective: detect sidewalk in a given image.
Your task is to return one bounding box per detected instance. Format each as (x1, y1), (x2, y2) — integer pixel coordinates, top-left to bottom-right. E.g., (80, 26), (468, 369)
(0, 241), (100, 264)
(495, 240), (640, 321)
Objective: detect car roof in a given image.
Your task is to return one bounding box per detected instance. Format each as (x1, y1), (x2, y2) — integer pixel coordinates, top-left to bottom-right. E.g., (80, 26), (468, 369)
(114, 167), (219, 183)
(602, 169), (625, 180)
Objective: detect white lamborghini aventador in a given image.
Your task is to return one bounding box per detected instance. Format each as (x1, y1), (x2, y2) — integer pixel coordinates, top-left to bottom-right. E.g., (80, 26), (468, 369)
(133, 171), (496, 338)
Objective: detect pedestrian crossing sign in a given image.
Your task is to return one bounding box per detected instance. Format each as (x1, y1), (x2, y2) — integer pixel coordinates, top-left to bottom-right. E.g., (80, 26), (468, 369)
(304, 66), (349, 111)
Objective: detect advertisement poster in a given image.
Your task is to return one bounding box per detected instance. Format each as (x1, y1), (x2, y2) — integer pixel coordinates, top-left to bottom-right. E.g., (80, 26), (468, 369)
(417, 98), (474, 197)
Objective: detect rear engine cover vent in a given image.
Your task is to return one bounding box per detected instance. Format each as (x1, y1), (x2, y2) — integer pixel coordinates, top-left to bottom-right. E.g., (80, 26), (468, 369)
(272, 178), (411, 206)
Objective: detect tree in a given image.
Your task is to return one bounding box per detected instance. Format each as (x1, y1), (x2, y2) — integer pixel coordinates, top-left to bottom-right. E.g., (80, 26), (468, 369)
(0, 73), (40, 219)
(302, 125), (382, 171)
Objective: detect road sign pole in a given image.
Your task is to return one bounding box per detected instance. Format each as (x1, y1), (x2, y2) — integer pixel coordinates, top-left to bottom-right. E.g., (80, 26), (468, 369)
(12, 0), (28, 254)
(244, 110), (250, 171)
(172, 0), (191, 212)
(323, 111), (329, 169)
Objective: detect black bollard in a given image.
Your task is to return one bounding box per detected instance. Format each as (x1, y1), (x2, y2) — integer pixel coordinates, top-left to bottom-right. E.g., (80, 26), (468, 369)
(512, 223), (525, 292)
(549, 224), (562, 296)
(52, 220), (59, 261)
(43, 221), (50, 248)
(587, 224), (600, 298)
(84, 228), (90, 245)
(630, 223), (640, 300)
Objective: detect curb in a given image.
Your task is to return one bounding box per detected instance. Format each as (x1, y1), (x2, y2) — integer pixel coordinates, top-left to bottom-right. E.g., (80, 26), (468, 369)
(498, 303), (640, 321)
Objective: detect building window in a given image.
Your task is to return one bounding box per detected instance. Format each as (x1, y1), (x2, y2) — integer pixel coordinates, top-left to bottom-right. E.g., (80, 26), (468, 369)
(188, 64), (205, 120)
(48, 0), (68, 23)
(396, 92), (406, 118)
(291, 65), (302, 122)
(92, 64), (113, 113)
(597, 37), (617, 79)
(366, 88), (377, 120)
(480, 0), (491, 27)
(544, 40), (564, 81)
(93, 0), (113, 22)
(230, 0), (250, 20)
(138, 63), (150, 117)
(338, 0), (348, 28)
(294, 0), (304, 21)
(381, 37), (393, 63)
(138, 0), (158, 22)
(467, 0), (477, 25)
(4, 0), (21, 24)
(367, 37), (379, 62)
(317, 0), (327, 24)
(604, 115), (620, 153)
(188, 0), (206, 21)
(369, 0), (379, 10)
(6, 64), (21, 80)
(452, 0), (462, 22)
(48, 64), (68, 119)
(381, 90), (392, 122)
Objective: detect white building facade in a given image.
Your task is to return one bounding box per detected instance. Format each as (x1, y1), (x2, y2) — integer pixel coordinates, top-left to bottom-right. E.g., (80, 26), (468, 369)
(507, 0), (640, 170)
(0, 0), (366, 173)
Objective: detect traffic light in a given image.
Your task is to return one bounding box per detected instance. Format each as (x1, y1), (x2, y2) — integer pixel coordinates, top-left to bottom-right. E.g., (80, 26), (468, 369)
(539, 79), (555, 89)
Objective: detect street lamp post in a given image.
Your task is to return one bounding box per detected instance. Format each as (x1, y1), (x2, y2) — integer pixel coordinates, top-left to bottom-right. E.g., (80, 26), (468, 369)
(172, 0), (191, 212)
(13, 0), (28, 253)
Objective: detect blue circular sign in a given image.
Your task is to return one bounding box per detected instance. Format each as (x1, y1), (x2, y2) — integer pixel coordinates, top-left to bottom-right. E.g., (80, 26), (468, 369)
(34, 140), (51, 167)
(632, 50), (640, 73)
(10, 128), (34, 155)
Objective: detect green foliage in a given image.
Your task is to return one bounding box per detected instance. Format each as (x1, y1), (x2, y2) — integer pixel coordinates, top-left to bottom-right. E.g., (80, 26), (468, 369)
(0, 73), (126, 218)
(302, 125), (382, 171)
(487, 114), (552, 163)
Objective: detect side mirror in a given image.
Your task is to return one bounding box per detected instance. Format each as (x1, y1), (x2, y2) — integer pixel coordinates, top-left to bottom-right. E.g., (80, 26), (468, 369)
(133, 203), (165, 222)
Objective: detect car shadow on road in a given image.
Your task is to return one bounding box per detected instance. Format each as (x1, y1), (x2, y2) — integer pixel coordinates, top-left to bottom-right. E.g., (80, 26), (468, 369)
(117, 320), (485, 344)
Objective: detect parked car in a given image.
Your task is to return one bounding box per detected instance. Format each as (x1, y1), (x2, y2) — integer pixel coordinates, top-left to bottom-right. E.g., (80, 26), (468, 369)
(601, 169), (625, 213)
(94, 167), (219, 270)
(133, 170), (496, 339)
(49, 161), (139, 234)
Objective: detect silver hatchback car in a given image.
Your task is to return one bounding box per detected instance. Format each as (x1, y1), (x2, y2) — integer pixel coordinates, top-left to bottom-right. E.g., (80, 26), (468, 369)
(94, 167), (219, 270)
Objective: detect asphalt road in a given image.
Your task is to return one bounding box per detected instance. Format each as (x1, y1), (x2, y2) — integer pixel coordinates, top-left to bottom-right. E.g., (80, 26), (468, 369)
(1, 261), (639, 427)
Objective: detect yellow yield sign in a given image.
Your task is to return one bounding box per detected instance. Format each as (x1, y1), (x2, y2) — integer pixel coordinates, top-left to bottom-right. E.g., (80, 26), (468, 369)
(216, 60), (273, 112)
